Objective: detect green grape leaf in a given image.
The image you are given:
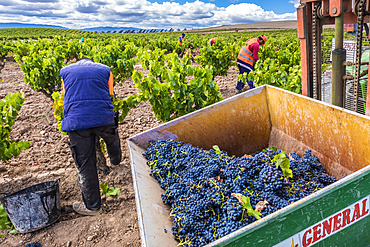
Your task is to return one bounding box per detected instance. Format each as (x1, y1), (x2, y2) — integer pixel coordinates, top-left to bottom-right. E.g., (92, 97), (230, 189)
(99, 182), (109, 195)
(231, 193), (262, 220)
(213, 145), (221, 154)
(100, 182), (120, 197)
(246, 208), (262, 219)
(272, 152), (293, 178)
(106, 187), (120, 197)
(0, 204), (14, 232)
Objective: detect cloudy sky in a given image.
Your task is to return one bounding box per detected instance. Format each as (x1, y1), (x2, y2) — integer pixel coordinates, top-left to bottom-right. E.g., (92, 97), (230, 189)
(0, 0), (300, 29)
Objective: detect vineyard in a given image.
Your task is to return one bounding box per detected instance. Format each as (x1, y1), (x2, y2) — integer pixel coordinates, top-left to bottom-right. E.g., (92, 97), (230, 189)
(0, 28), (93, 40)
(0, 26), (306, 246)
(0, 28), (304, 127)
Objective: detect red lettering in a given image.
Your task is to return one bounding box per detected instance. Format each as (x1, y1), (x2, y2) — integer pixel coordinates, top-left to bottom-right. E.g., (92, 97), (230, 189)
(312, 223), (322, 243)
(361, 199), (369, 217)
(352, 203), (361, 222)
(333, 212), (341, 232)
(342, 209), (351, 227)
(322, 217), (332, 238)
(302, 229), (312, 247)
(343, 43), (355, 51)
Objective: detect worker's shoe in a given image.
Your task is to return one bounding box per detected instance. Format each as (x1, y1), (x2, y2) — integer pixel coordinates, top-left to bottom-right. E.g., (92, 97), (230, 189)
(73, 202), (101, 216)
(107, 159), (122, 168)
(110, 162), (122, 168)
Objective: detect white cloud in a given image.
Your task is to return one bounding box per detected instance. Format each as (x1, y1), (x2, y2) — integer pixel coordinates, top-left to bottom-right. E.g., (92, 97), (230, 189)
(289, 0), (300, 8)
(0, 0), (297, 29)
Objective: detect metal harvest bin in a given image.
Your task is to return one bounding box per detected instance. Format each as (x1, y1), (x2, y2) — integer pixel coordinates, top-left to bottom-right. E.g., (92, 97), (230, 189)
(127, 85), (370, 247)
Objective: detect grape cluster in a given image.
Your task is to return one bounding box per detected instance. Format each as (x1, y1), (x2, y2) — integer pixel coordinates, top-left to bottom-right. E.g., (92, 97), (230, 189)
(143, 140), (338, 247)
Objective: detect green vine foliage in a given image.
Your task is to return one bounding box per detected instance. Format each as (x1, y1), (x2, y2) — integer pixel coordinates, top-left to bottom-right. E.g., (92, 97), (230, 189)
(0, 39), (12, 59)
(12, 40), (32, 60)
(147, 38), (179, 54)
(82, 40), (139, 82)
(195, 40), (236, 77)
(247, 37), (302, 94)
(13, 30), (303, 134)
(133, 50), (223, 122)
(0, 92), (30, 162)
(51, 46), (223, 128)
(52, 91), (141, 130)
(137, 48), (167, 79)
(112, 94), (143, 122)
(51, 92), (66, 135)
(99, 182), (120, 197)
(0, 204), (17, 237)
(20, 48), (65, 94)
(16, 38), (139, 96)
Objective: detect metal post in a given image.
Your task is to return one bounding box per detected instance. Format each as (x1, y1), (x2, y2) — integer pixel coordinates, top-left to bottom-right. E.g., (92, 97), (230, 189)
(316, 22), (323, 100)
(332, 49), (346, 107)
(367, 75), (370, 116)
(367, 21), (370, 116)
(298, 3), (313, 98)
(332, 13), (346, 107)
(334, 13), (343, 50)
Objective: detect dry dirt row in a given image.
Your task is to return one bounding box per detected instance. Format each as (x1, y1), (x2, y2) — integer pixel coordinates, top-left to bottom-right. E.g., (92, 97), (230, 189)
(0, 61), (240, 247)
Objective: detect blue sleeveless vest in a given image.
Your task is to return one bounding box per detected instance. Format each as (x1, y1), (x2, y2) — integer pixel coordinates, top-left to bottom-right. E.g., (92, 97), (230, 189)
(60, 59), (115, 132)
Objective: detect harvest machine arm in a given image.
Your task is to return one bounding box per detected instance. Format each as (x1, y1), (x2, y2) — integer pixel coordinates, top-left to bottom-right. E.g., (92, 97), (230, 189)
(297, 0), (370, 116)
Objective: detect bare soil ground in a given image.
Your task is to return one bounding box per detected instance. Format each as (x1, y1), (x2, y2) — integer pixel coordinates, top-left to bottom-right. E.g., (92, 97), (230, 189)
(0, 60), (239, 247)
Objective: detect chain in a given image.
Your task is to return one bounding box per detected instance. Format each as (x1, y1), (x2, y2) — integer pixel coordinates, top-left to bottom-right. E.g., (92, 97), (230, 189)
(353, 0), (366, 112)
(312, 3), (320, 99)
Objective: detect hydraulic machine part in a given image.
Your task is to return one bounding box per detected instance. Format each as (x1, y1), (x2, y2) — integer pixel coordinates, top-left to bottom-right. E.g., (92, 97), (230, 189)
(297, 0), (370, 116)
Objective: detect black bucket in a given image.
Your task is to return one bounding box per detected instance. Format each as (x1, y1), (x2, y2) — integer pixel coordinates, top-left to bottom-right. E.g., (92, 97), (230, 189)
(0, 179), (61, 233)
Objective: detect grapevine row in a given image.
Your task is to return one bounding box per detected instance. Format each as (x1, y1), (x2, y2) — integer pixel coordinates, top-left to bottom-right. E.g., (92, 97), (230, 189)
(0, 30), (302, 129)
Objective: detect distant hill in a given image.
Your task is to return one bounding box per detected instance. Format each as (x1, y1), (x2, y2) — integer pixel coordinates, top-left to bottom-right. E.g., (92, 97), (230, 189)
(0, 23), (68, 29)
(0, 23), (163, 32)
(80, 26), (142, 32)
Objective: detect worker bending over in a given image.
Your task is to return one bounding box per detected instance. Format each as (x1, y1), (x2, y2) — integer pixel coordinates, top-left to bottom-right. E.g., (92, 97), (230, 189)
(235, 35), (267, 94)
(179, 33), (185, 45)
(60, 58), (122, 216)
(208, 38), (217, 46)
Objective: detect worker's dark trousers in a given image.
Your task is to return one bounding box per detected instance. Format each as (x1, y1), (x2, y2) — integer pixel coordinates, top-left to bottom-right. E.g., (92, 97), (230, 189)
(67, 123), (122, 210)
(236, 64), (255, 90)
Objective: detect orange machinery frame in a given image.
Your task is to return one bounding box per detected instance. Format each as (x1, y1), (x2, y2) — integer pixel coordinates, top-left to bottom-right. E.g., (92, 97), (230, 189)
(297, 0), (370, 116)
